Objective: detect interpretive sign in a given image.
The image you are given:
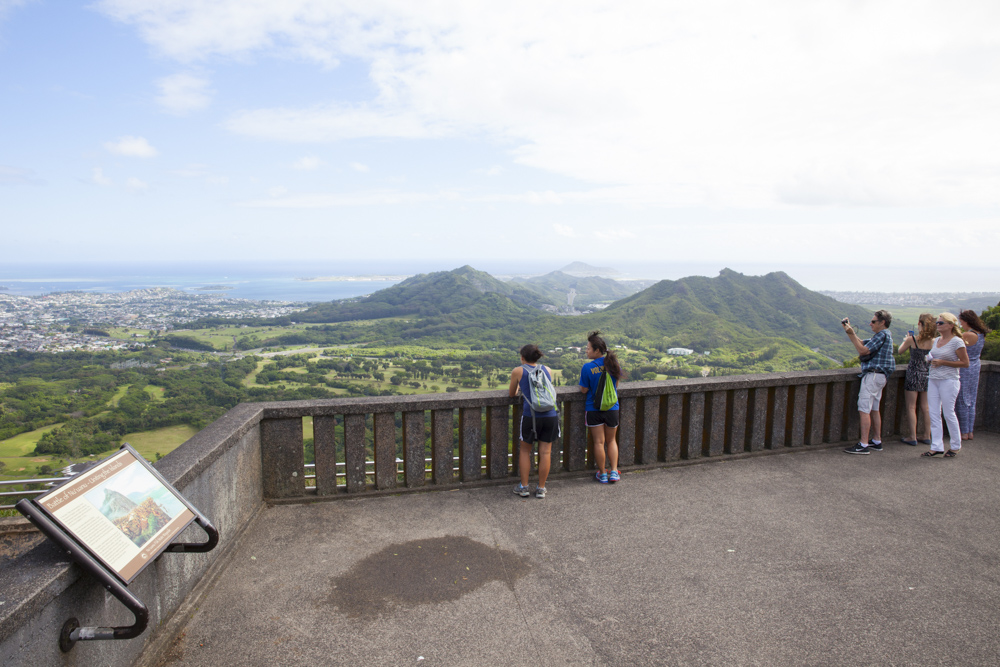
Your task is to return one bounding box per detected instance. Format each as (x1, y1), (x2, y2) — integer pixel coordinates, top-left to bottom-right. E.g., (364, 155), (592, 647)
(33, 445), (196, 584)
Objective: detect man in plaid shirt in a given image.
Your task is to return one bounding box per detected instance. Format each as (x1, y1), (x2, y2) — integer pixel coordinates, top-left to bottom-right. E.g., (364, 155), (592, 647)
(842, 310), (895, 455)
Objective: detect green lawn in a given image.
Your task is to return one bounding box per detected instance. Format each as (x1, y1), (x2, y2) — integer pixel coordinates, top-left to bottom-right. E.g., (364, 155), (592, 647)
(122, 425), (199, 461)
(0, 423), (64, 458)
(109, 384), (130, 407)
(144, 385), (166, 401)
(1, 423), (66, 481)
(1, 423), (198, 483)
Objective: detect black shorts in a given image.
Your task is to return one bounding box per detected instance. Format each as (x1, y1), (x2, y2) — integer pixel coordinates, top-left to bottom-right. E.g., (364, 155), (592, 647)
(519, 415), (560, 444)
(586, 410), (620, 428)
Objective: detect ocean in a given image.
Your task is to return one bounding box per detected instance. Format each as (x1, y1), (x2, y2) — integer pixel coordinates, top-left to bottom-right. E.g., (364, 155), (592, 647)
(0, 262), (415, 302)
(1, 261), (997, 303)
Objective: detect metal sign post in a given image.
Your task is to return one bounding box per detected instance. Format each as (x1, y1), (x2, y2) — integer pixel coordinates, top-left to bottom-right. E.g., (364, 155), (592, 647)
(16, 443), (218, 653)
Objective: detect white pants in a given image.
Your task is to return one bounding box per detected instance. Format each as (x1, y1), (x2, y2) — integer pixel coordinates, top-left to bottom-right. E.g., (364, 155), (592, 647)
(928, 377), (961, 452)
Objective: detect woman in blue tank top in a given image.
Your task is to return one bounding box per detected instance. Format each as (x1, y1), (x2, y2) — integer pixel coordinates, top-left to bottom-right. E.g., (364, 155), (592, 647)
(578, 331), (626, 483)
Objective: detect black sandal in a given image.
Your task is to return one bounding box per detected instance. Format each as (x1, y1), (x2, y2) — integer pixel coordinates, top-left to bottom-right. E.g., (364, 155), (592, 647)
(943, 450), (958, 458)
(921, 451), (941, 457)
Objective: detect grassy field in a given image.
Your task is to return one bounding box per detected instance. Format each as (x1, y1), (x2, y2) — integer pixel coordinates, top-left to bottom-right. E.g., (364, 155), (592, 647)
(0, 423), (64, 459)
(122, 425), (199, 461)
(145, 385), (166, 401)
(0, 423), (199, 487)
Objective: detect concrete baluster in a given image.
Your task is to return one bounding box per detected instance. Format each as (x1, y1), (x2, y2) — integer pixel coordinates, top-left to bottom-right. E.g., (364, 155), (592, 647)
(313, 415), (339, 495)
(459, 407), (482, 481)
(343, 413), (366, 493)
(664, 393), (683, 460)
(564, 400), (587, 471)
(686, 392), (706, 458)
(638, 396), (660, 464)
(747, 388), (768, 451)
(769, 386), (788, 449)
(402, 411), (426, 488)
(728, 389), (748, 454)
(617, 396), (637, 466)
(827, 382), (846, 443)
(707, 391), (727, 456)
(807, 384), (826, 445)
(485, 406), (509, 479)
(373, 412), (397, 490)
(431, 409), (454, 485)
(260, 418), (304, 499)
(788, 385), (806, 447)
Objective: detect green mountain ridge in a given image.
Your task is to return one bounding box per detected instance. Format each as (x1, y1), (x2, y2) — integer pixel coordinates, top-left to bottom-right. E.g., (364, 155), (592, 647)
(289, 265), (553, 323)
(510, 271), (643, 310)
(209, 265), (907, 366)
(597, 268), (901, 358)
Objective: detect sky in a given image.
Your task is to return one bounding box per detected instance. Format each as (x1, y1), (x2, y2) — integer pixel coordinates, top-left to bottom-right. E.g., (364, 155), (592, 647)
(2, 1), (999, 288)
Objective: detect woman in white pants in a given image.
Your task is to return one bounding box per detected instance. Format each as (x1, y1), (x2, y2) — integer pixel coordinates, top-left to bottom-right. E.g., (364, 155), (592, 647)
(921, 313), (970, 458)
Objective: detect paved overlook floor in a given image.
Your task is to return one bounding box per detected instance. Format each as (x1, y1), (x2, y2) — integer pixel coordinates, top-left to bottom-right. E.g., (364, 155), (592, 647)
(152, 436), (1000, 667)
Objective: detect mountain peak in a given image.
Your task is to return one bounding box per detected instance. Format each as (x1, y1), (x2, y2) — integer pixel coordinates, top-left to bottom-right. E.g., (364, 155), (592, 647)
(559, 262), (620, 277)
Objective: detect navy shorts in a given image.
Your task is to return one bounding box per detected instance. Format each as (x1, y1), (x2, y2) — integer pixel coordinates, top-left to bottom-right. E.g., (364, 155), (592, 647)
(519, 415), (560, 444)
(586, 410), (620, 428)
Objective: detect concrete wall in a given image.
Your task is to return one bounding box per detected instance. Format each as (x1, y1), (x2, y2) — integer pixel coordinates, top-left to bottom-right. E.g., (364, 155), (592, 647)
(0, 404), (264, 666)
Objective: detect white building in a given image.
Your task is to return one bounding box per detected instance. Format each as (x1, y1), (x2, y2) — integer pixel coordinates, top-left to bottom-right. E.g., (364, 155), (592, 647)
(667, 347), (694, 356)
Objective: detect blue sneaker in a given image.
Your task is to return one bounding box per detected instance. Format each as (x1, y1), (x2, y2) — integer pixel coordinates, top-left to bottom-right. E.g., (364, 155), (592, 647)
(596, 471), (609, 483)
(535, 486), (546, 499)
(513, 483), (530, 497)
(608, 470), (620, 483)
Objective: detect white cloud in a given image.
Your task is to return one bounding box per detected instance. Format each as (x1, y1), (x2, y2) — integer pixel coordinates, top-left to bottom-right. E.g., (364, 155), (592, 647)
(350, 162), (369, 172)
(0, 164), (43, 186)
(0, 0), (31, 22)
(104, 136), (158, 158)
(92, 167), (113, 186)
(553, 224), (576, 238)
(241, 189), (450, 208)
(595, 229), (636, 241)
(126, 176), (148, 190)
(291, 156), (324, 170)
(156, 73), (212, 114)
(98, 1), (1000, 209)
(267, 186), (289, 197)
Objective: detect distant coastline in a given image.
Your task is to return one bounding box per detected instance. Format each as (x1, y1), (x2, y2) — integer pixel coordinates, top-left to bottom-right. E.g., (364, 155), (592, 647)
(194, 285), (235, 291)
(296, 275), (409, 282)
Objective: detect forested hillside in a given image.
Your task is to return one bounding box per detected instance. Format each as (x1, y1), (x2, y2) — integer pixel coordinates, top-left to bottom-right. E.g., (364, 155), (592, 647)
(197, 266), (899, 365)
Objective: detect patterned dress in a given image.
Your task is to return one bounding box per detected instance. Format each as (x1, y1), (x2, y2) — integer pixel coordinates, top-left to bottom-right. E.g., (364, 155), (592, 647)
(956, 333), (985, 432)
(903, 340), (930, 392)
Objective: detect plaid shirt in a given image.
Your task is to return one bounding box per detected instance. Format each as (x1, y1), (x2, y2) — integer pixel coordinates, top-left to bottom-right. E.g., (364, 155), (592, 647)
(861, 329), (895, 376)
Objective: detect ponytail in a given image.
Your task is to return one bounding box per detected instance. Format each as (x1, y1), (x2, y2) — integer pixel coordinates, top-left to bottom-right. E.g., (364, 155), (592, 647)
(587, 330), (626, 381)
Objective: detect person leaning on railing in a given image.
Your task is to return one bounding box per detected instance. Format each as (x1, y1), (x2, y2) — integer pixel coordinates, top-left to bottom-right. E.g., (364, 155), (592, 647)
(579, 330), (625, 483)
(841, 310), (895, 455)
(509, 344), (558, 499)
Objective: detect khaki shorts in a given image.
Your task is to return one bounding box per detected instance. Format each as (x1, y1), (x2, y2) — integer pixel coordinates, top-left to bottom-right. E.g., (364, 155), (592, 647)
(857, 373), (887, 413)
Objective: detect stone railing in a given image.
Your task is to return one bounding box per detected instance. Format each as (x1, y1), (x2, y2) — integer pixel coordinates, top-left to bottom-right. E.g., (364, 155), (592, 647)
(2, 363), (998, 665)
(257, 363), (1000, 501)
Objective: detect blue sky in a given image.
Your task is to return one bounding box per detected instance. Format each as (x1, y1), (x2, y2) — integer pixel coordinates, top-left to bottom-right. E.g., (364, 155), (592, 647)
(2, 1), (999, 285)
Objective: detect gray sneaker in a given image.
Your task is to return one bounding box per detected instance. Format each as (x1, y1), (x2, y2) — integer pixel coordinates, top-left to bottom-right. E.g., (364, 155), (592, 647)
(535, 486), (546, 499)
(513, 483), (530, 497)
